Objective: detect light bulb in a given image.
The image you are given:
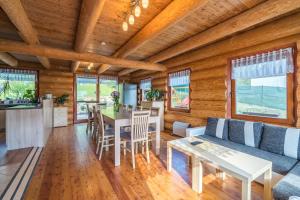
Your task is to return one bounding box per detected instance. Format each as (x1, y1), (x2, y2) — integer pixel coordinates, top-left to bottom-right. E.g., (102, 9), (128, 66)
(129, 14), (135, 25)
(122, 21), (128, 31)
(142, 0), (149, 8)
(135, 5), (141, 17)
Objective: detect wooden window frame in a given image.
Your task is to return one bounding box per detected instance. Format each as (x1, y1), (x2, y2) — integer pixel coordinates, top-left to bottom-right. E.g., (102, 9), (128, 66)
(139, 77), (152, 103)
(0, 66), (39, 99)
(73, 74), (119, 123)
(227, 44), (297, 126)
(167, 68), (191, 113)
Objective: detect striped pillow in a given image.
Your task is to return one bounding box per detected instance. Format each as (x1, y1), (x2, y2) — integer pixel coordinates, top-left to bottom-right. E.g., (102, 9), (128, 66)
(229, 119), (263, 148)
(204, 117), (228, 140)
(260, 125), (300, 159)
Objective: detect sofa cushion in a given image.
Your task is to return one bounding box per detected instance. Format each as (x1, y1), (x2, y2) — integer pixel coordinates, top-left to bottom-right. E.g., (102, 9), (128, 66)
(204, 117), (228, 140)
(273, 162), (300, 200)
(229, 119), (263, 147)
(260, 125), (300, 159)
(196, 134), (298, 175)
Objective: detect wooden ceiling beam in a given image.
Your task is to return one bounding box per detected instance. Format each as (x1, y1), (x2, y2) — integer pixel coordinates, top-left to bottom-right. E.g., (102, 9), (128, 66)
(0, 0), (51, 69)
(99, 0), (208, 74)
(118, 68), (139, 76)
(71, 0), (107, 73)
(0, 40), (166, 71)
(147, 0), (300, 63)
(0, 52), (18, 66)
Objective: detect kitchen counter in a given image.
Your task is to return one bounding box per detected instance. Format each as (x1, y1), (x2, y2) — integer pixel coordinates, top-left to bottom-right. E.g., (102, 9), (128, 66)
(0, 104), (41, 110)
(4, 100), (53, 150)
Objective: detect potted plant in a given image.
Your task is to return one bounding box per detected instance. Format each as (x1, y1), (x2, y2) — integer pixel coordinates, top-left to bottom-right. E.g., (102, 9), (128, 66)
(23, 89), (37, 103)
(145, 89), (164, 101)
(55, 94), (69, 106)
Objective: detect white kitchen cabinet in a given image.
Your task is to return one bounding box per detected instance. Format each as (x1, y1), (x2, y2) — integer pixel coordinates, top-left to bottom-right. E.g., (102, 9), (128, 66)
(54, 107), (68, 127)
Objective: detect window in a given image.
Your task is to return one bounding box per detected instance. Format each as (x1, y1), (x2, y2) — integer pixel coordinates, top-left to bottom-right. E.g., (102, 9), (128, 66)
(99, 76), (118, 106)
(0, 68), (37, 101)
(168, 69), (190, 111)
(140, 78), (152, 101)
(74, 75), (118, 122)
(230, 47), (295, 124)
(76, 76), (98, 121)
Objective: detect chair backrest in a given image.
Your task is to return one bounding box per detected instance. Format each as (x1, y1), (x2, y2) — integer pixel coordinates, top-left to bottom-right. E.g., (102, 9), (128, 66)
(94, 108), (105, 139)
(131, 110), (151, 142)
(87, 104), (93, 119)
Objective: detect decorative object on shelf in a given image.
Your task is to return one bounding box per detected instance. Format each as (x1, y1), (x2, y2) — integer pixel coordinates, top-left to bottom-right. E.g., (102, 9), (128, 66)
(122, 0), (150, 31)
(145, 89), (164, 101)
(55, 94), (69, 106)
(111, 91), (120, 112)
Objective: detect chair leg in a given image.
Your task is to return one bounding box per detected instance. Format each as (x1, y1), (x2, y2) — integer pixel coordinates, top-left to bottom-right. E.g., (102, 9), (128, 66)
(105, 139), (109, 151)
(96, 137), (101, 154)
(131, 142), (136, 169)
(146, 141), (150, 164)
(99, 138), (104, 160)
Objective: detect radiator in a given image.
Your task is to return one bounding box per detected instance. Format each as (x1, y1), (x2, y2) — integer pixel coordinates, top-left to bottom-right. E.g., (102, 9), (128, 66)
(172, 121), (191, 137)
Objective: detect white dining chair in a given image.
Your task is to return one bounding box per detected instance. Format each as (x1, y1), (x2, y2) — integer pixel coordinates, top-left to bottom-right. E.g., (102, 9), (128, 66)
(86, 104), (94, 135)
(95, 108), (115, 160)
(121, 110), (151, 169)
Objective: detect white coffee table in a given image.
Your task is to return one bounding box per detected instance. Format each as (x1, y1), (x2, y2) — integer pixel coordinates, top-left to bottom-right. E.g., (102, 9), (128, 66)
(167, 137), (272, 200)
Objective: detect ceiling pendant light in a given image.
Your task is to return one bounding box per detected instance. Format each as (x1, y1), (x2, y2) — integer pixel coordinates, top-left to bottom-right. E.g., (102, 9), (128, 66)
(135, 5), (141, 17)
(122, 21), (128, 31)
(128, 14), (135, 25)
(142, 0), (149, 8)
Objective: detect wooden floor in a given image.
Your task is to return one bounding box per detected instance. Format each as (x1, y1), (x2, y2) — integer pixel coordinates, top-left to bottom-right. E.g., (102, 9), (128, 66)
(0, 131), (32, 195)
(23, 124), (264, 200)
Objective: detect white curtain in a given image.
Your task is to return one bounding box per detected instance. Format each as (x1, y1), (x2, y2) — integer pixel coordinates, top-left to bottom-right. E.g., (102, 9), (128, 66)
(169, 69), (190, 86)
(76, 74), (97, 84)
(0, 68), (37, 81)
(140, 78), (151, 90)
(231, 47), (294, 79)
(99, 75), (118, 84)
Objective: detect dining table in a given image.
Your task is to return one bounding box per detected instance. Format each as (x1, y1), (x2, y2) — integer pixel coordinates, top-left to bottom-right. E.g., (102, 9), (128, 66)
(101, 107), (161, 166)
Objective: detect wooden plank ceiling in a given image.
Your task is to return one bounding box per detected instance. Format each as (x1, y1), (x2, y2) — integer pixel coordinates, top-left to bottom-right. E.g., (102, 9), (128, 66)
(0, 0), (299, 75)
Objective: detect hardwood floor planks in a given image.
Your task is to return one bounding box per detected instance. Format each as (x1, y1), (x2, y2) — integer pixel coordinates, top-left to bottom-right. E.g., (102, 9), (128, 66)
(23, 124), (264, 200)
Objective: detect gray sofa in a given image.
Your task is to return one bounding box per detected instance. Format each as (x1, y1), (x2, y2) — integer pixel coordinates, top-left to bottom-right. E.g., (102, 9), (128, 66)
(186, 118), (300, 200)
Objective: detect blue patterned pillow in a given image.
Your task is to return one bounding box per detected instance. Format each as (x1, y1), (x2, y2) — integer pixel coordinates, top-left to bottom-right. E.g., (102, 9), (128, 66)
(229, 119), (263, 148)
(204, 117), (228, 140)
(260, 124), (300, 159)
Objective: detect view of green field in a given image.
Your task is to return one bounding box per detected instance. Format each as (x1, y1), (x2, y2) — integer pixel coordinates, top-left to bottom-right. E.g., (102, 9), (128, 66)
(0, 80), (35, 100)
(76, 80), (118, 120)
(236, 76), (287, 119)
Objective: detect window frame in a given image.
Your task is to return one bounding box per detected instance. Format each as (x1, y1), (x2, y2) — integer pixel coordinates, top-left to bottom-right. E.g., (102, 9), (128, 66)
(0, 67), (39, 100)
(73, 73), (118, 123)
(139, 77), (152, 102)
(228, 45), (296, 126)
(167, 68), (191, 113)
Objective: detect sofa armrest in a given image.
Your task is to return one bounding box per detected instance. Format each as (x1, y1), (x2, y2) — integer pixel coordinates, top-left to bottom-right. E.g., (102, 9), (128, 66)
(186, 126), (206, 137)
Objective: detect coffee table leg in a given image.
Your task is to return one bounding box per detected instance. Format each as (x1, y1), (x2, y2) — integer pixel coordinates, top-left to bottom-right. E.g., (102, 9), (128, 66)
(242, 179), (251, 200)
(264, 168), (272, 200)
(192, 155), (203, 193)
(167, 145), (172, 172)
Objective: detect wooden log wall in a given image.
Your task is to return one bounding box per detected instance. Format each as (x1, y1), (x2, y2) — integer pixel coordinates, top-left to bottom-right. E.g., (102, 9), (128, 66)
(131, 12), (300, 131)
(39, 70), (74, 124)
